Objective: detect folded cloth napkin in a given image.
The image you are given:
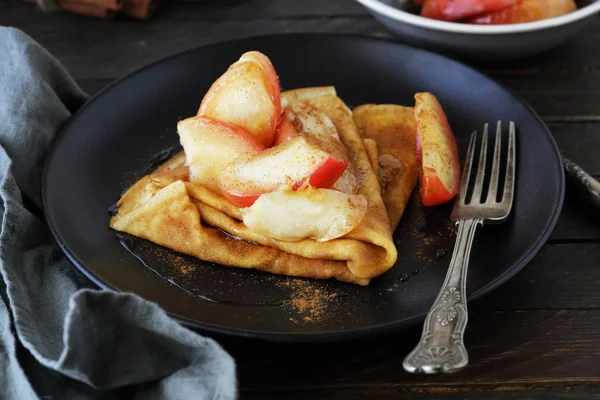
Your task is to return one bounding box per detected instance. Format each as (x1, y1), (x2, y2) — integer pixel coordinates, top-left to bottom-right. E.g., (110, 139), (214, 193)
(0, 27), (236, 400)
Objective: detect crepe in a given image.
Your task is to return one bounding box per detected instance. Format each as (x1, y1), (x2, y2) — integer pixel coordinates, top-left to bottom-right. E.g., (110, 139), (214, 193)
(110, 87), (419, 285)
(353, 104), (419, 231)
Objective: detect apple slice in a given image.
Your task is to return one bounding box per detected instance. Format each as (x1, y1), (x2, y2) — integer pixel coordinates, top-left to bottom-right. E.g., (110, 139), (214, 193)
(198, 51), (281, 147)
(241, 187), (368, 241)
(177, 116), (264, 194)
(421, 0), (519, 21)
(467, 0), (576, 24)
(274, 101), (358, 194)
(273, 107), (302, 146)
(414, 92), (461, 207)
(219, 136), (347, 207)
(274, 102), (344, 151)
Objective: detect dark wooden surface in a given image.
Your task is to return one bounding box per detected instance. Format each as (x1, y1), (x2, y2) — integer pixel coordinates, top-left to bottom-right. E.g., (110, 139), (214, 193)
(4, 0), (600, 398)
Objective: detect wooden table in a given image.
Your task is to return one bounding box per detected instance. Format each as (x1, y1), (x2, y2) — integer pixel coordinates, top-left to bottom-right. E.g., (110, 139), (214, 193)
(4, 1), (600, 399)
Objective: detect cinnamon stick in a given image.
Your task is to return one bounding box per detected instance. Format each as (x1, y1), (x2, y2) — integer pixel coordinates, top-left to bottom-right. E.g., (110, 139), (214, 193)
(120, 0), (157, 20)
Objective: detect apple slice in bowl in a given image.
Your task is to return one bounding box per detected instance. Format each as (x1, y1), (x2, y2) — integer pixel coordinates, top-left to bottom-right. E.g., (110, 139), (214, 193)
(467, 0), (577, 24)
(421, 0), (520, 21)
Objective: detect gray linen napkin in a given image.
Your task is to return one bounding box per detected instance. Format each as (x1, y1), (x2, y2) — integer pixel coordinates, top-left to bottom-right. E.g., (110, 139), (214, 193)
(0, 27), (237, 400)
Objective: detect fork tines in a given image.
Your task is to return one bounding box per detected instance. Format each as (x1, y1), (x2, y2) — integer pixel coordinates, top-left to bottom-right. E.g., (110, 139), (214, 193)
(452, 121), (516, 222)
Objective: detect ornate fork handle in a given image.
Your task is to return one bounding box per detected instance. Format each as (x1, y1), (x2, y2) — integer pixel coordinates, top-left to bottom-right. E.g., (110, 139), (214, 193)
(403, 217), (482, 374)
(563, 157), (600, 210)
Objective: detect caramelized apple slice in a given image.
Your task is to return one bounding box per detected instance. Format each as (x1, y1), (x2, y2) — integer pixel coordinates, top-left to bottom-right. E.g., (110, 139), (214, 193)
(273, 107), (302, 146)
(274, 101), (358, 194)
(177, 116), (264, 194)
(219, 136), (347, 207)
(241, 188), (368, 241)
(421, 0), (519, 21)
(274, 101), (347, 153)
(414, 92), (461, 206)
(468, 0), (576, 24)
(198, 51), (281, 147)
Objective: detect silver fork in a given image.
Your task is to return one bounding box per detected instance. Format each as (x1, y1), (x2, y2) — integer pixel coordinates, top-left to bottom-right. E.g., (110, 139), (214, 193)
(402, 121), (516, 374)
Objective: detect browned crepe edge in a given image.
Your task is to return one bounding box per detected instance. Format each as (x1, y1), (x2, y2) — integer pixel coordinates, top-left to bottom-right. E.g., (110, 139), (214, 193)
(363, 138), (381, 180)
(111, 180), (370, 286)
(353, 104), (419, 231)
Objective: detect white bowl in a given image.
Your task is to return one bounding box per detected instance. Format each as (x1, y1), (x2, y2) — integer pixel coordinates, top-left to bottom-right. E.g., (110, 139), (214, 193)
(355, 0), (600, 60)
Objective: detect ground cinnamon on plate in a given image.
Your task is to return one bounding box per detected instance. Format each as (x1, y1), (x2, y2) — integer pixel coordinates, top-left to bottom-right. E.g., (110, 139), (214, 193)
(277, 279), (339, 323)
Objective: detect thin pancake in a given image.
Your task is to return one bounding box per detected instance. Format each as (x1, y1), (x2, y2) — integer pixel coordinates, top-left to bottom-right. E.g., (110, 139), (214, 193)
(353, 104), (419, 231)
(110, 88), (418, 285)
(111, 181), (367, 285)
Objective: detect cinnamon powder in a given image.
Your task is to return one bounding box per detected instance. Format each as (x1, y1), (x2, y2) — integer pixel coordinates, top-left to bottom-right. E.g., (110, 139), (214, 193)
(277, 279), (339, 323)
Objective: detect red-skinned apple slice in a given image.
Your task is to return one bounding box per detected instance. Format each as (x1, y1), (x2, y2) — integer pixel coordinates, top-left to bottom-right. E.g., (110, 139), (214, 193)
(421, 0), (519, 21)
(274, 101), (358, 194)
(219, 136), (347, 207)
(177, 116), (264, 194)
(273, 107), (302, 146)
(414, 92), (461, 207)
(240, 187), (368, 241)
(467, 0), (576, 24)
(198, 51), (281, 147)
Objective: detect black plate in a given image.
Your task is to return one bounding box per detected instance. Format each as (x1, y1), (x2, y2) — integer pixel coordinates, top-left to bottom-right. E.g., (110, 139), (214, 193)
(42, 34), (564, 342)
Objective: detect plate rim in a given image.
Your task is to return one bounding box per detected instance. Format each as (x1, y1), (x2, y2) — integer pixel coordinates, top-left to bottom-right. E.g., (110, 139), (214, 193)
(42, 32), (565, 342)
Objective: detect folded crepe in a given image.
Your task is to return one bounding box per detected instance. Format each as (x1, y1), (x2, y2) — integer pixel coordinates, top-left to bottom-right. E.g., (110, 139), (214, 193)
(353, 104), (419, 231)
(110, 87), (419, 286)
